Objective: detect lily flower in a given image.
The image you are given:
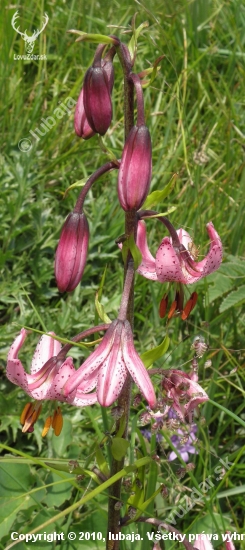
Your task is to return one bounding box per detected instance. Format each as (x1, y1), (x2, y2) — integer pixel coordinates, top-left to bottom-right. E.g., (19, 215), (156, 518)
(162, 369), (208, 420)
(7, 329), (97, 433)
(135, 220), (222, 284)
(64, 319), (156, 409)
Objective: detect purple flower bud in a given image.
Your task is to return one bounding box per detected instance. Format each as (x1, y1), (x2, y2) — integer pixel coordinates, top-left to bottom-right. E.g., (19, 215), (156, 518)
(117, 125), (152, 211)
(74, 88), (95, 139)
(101, 56), (114, 92)
(55, 212), (89, 292)
(83, 64), (113, 135)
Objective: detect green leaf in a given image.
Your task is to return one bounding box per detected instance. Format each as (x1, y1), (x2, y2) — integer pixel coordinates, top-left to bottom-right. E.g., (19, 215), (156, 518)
(140, 334), (170, 368)
(68, 31), (117, 44)
(45, 472), (74, 507)
(121, 234), (142, 270)
(111, 438), (130, 461)
(0, 464), (40, 538)
(128, 18), (149, 59)
(219, 285), (245, 312)
(95, 292), (112, 323)
(205, 272), (233, 302)
(63, 178), (87, 198)
(96, 446), (110, 477)
(142, 174), (177, 209)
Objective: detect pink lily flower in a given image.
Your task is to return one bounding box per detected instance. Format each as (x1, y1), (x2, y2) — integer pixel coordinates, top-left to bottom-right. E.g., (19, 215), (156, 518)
(7, 329), (97, 407)
(162, 369), (208, 420)
(193, 535), (214, 549)
(64, 319), (156, 408)
(136, 220), (222, 283)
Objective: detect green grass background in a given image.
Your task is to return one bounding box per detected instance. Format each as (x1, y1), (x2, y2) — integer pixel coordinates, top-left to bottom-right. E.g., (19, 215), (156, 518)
(0, 0), (245, 548)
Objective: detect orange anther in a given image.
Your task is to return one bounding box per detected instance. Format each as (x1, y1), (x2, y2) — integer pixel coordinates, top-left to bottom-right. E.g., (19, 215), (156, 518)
(159, 295), (168, 318)
(42, 416), (52, 437)
(167, 300), (177, 319)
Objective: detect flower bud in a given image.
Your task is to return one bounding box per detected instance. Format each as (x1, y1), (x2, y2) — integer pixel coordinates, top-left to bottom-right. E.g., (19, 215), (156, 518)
(117, 125), (152, 211)
(55, 212), (89, 292)
(83, 64), (113, 135)
(74, 88), (95, 139)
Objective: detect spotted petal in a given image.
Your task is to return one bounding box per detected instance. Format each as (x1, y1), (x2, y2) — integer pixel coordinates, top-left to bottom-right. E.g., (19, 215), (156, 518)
(97, 325), (128, 406)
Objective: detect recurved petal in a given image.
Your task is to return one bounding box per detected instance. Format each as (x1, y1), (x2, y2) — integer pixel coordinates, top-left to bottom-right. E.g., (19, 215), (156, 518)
(123, 321), (156, 408)
(136, 221), (157, 280)
(7, 359), (29, 394)
(31, 332), (61, 375)
(193, 222), (223, 276)
(63, 321), (118, 396)
(7, 329), (30, 393)
(7, 328), (27, 362)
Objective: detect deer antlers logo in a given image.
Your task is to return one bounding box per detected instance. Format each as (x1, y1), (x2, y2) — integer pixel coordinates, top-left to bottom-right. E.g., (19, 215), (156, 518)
(11, 11), (49, 54)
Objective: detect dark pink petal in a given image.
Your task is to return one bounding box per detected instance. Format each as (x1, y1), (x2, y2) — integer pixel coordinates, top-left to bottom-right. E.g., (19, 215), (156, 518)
(55, 212), (89, 292)
(83, 66), (112, 135)
(117, 125), (152, 211)
(74, 88), (95, 139)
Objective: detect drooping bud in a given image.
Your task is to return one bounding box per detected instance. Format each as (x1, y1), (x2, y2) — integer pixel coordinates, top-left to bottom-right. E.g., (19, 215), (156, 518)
(55, 211), (89, 292)
(74, 88), (95, 139)
(83, 46), (114, 135)
(75, 49), (114, 139)
(117, 125), (152, 211)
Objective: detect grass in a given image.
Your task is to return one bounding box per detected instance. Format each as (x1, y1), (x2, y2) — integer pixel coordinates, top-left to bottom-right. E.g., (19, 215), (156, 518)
(0, 0), (245, 548)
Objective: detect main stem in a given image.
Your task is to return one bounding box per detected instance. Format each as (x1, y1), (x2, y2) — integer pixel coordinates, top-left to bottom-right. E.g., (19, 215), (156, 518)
(106, 45), (136, 550)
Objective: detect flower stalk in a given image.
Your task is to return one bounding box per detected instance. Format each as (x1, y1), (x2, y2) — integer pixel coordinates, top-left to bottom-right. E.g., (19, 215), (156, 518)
(106, 43), (137, 550)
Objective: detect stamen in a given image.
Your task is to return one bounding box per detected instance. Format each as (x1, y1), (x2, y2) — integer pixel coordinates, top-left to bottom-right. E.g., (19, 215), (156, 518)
(181, 292), (198, 320)
(159, 294), (168, 318)
(167, 300), (177, 319)
(42, 416), (52, 437)
(52, 407), (63, 436)
(20, 402), (42, 433)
